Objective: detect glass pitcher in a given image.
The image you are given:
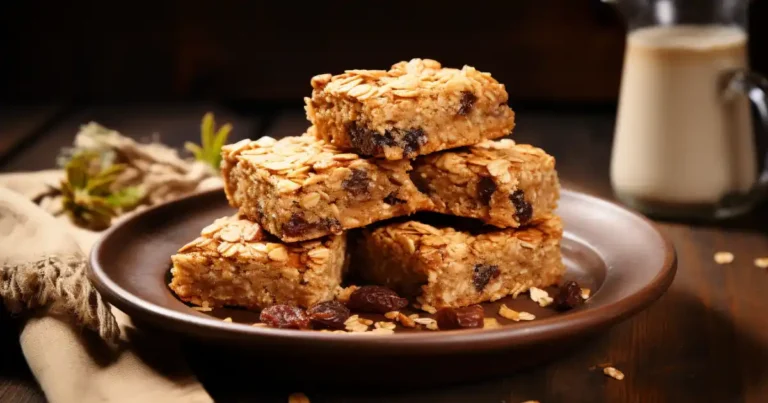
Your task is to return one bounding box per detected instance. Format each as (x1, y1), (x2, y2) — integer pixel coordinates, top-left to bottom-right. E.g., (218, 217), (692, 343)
(606, 0), (768, 219)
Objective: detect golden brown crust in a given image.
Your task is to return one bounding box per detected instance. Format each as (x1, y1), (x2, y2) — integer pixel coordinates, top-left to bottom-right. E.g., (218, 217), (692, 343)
(412, 139), (560, 228)
(169, 215), (346, 310)
(306, 58), (516, 160)
(221, 133), (433, 242)
(353, 216), (565, 310)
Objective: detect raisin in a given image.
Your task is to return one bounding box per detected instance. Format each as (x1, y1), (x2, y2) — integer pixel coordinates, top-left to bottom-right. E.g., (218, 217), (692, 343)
(401, 128), (427, 157)
(458, 91), (478, 116)
(342, 169), (370, 196)
(347, 122), (395, 156)
(383, 192), (406, 205)
(472, 264), (500, 291)
(477, 176), (497, 205)
(347, 286), (408, 313)
(436, 305), (484, 330)
(283, 214), (341, 237)
(554, 281), (583, 311)
(307, 300), (350, 330)
(509, 189), (533, 225)
(319, 217), (342, 233)
(282, 213), (313, 237)
(259, 304), (311, 329)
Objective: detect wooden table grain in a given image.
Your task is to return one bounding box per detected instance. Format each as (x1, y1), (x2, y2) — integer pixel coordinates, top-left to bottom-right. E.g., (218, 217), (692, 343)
(1, 103), (767, 403)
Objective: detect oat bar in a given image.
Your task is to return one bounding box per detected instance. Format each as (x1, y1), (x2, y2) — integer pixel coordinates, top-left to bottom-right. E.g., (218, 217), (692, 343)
(353, 215), (564, 310)
(169, 215), (346, 310)
(411, 139), (559, 228)
(221, 132), (434, 242)
(305, 58), (516, 160)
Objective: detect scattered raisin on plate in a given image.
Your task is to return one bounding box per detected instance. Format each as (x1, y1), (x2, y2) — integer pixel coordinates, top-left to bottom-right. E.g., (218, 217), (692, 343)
(554, 281), (583, 311)
(346, 285), (408, 313)
(259, 304), (311, 329)
(436, 305), (484, 330)
(307, 300), (350, 330)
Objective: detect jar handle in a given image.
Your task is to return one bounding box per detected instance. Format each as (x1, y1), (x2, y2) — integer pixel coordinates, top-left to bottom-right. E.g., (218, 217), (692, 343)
(722, 70), (768, 209)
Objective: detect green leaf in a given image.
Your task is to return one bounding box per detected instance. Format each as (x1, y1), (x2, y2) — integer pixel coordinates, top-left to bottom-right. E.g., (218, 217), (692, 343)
(184, 142), (204, 160)
(201, 112), (214, 155)
(106, 186), (144, 209)
(188, 112), (234, 170)
(210, 123), (232, 167)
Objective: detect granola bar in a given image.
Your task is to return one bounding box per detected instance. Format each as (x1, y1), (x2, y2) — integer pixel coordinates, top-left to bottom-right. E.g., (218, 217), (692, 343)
(169, 215), (346, 310)
(305, 58), (516, 160)
(411, 139), (560, 228)
(221, 132), (433, 242)
(352, 215), (564, 310)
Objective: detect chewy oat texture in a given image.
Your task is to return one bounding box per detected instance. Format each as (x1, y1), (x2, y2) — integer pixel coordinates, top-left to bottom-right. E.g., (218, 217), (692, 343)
(169, 215), (346, 310)
(305, 58), (516, 160)
(412, 139), (560, 228)
(221, 133), (434, 242)
(353, 216), (564, 310)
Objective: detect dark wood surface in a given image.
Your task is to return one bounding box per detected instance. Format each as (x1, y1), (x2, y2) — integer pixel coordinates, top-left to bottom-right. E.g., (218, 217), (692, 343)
(1, 104), (767, 403)
(4, 0), (768, 103)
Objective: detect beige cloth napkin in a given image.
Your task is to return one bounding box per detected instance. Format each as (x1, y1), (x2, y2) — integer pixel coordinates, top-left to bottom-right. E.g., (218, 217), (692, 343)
(0, 185), (214, 403)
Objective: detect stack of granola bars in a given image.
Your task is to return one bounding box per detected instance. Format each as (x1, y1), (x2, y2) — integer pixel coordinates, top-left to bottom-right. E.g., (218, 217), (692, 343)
(170, 59), (564, 329)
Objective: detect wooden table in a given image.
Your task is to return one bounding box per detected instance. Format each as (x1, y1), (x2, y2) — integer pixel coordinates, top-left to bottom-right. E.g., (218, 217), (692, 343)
(1, 103), (767, 403)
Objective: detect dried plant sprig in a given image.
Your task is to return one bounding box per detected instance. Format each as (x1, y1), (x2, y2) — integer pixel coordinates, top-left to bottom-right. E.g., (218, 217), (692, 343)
(185, 112), (232, 170)
(60, 151), (143, 230)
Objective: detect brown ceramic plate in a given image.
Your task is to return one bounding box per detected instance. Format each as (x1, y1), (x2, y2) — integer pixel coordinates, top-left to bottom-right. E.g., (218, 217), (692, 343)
(90, 188), (675, 360)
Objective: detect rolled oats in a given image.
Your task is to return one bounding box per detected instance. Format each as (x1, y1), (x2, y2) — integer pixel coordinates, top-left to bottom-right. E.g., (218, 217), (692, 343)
(581, 288), (591, 300)
(413, 140), (558, 229)
(344, 315), (369, 332)
(714, 251), (734, 264)
(178, 238), (203, 253)
(308, 248), (330, 262)
(267, 246), (289, 262)
(220, 243), (242, 258)
(529, 287), (554, 307)
(498, 304), (535, 322)
(603, 366), (625, 380)
(397, 312), (416, 328)
(309, 58), (515, 160)
(276, 179), (302, 194)
(342, 216), (361, 227)
(355, 216), (563, 313)
(420, 304), (437, 314)
(241, 224), (264, 242)
(374, 321), (397, 330)
(218, 226), (242, 243)
(170, 214), (347, 311)
(358, 318), (374, 326)
(413, 317), (437, 327)
(483, 318), (502, 329)
(311, 73), (332, 88)
(335, 285), (359, 303)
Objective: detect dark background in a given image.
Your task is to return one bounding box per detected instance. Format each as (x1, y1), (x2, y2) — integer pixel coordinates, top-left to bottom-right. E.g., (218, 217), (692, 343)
(1, 0), (767, 105)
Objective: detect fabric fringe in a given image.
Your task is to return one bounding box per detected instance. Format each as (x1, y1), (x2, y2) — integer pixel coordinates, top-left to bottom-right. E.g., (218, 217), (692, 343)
(1, 255), (120, 343)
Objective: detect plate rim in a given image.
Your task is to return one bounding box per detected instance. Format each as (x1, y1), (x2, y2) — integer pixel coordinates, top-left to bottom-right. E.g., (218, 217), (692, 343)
(89, 188), (677, 354)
